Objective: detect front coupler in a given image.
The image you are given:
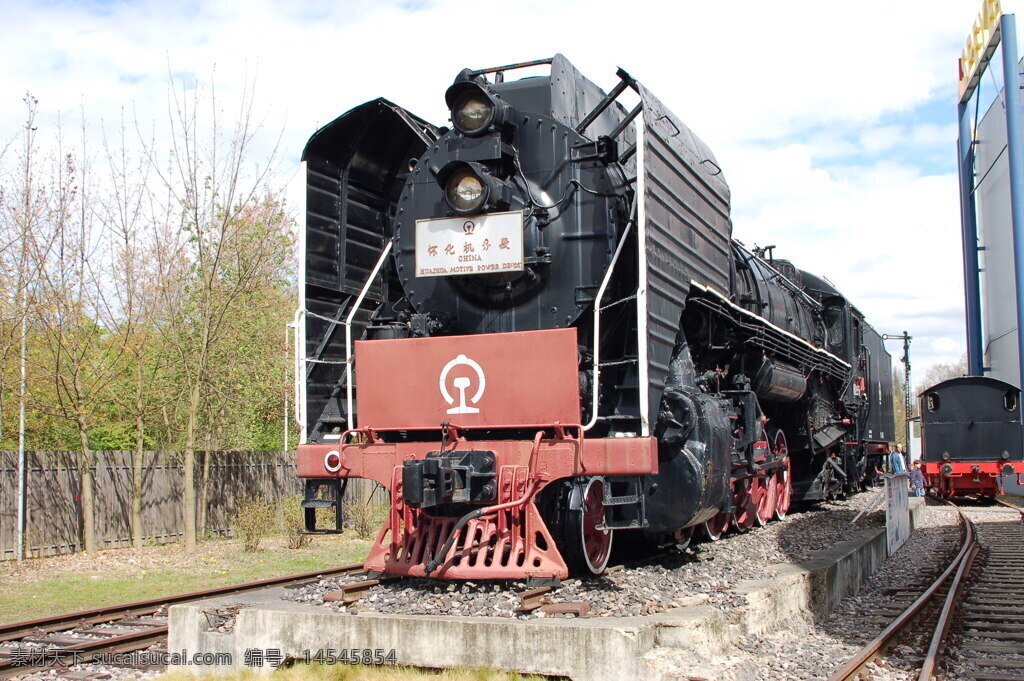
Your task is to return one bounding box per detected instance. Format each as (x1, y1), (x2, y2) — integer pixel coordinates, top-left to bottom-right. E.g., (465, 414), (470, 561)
(401, 450), (498, 508)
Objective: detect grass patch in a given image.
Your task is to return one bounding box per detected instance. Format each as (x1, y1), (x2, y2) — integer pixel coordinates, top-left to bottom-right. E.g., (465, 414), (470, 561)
(157, 665), (551, 680)
(0, 534), (370, 624)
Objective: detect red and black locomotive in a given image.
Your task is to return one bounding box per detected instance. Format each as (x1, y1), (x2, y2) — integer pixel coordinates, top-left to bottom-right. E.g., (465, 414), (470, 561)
(920, 376), (1024, 497)
(295, 56), (895, 579)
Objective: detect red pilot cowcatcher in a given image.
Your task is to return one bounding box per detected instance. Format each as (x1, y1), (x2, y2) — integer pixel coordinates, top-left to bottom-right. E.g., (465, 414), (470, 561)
(296, 328), (657, 579)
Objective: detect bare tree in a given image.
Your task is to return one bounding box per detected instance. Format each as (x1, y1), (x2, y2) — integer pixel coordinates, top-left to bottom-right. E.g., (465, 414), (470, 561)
(0, 95), (47, 448)
(102, 108), (156, 548)
(33, 109), (131, 553)
(142, 72), (289, 550)
(0, 94), (51, 561)
(892, 367), (912, 448)
(916, 355), (969, 396)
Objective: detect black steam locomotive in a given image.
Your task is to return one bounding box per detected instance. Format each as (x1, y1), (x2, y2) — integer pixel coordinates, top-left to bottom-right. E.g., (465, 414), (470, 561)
(296, 55), (895, 578)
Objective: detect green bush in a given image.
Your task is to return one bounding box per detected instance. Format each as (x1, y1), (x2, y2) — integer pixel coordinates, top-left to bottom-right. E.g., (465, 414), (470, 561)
(233, 494), (275, 552)
(342, 498), (388, 540)
(279, 494), (312, 549)
(87, 422), (154, 450)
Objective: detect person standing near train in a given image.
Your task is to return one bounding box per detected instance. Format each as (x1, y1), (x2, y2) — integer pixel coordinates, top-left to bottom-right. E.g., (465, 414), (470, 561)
(890, 444), (907, 474)
(908, 460), (927, 496)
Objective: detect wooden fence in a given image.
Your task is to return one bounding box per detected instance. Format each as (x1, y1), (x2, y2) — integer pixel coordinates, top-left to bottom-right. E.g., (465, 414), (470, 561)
(0, 451), (385, 560)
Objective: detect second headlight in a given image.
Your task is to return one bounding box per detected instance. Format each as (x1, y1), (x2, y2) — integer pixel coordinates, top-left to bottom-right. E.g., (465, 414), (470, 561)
(446, 166), (487, 213)
(438, 161), (512, 216)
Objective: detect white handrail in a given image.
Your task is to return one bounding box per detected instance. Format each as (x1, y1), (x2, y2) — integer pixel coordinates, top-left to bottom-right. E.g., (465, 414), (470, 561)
(295, 161), (308, 443)
(635, 121), (650, 436)
(583, 220), (633, 431)
(291, 308), (305, 442)
(346, 240), (394, 430)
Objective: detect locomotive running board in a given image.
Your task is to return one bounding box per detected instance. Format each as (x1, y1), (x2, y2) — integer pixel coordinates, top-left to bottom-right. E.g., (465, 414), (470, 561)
(688, 281), (851, 381)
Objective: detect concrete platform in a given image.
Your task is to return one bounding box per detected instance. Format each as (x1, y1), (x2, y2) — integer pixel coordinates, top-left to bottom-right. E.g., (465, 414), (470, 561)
(169, 498), (926, 681)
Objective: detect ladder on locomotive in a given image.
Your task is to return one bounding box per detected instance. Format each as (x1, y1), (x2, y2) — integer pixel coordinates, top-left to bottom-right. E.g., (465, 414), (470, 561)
(304, 157), (395, 442)
(573, 67), (650, 530)
(575, 67), (646, 433)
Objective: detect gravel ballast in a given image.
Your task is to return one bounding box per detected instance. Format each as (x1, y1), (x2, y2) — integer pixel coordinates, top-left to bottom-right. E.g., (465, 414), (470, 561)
(283, 491), (887, 620)
(698, 501), (963, 681)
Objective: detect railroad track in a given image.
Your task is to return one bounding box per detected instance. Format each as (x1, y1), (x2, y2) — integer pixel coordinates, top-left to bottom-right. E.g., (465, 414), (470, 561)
(327, 547), (677, 616)
(947, 500), (1024, 681)
(329, 572), (595, 615)
(827, 498), (1024, 681)
(0, 562), (366, 681)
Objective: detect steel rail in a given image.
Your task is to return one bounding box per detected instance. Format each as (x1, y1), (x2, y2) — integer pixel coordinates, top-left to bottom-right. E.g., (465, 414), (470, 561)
(0, 627), (170, 680)
(918, 537), (979, 681)
(0, 562), (366, 680)
(994, 497), (1024, 519)
(0, 562), (364, 643)
(826, 505), (975, 681)
(917, 496), (1023, 680)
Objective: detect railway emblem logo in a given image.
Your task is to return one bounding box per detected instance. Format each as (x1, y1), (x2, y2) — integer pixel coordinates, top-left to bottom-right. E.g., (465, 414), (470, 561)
(439, 354), (486, 414)
(463, 220), (476, 235)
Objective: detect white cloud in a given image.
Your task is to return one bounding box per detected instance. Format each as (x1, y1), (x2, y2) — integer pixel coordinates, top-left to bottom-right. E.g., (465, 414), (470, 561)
(0, 0), (985, 150)
(911, 123), (959, 147)
(0, 0), (1000, 380)
(860, 125), (906, 155)
(722, 141), (965, 375)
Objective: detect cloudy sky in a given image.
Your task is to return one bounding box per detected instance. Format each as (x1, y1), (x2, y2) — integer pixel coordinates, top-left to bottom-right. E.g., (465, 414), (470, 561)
(0, 0), (1013, 388)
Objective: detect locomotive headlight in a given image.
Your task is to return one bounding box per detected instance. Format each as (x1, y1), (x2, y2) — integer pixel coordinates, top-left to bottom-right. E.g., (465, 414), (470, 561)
(445, 166), (487, 213)
(452, 91), (493, 135)
(438, 161), (513, 216)
(445, 79), (516, 138)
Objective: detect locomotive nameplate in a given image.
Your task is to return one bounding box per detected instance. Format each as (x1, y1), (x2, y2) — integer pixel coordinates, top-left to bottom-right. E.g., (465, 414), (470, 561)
(414, 210), (524, 278)
(355, 328), (580, 429)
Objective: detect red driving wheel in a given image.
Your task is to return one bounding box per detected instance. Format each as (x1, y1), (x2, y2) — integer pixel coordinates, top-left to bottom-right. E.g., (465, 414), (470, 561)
(553, 477), (613, 575)
(772, 429), (792, 521)
(702, 511), (731, 541)
(731, 478), (756, 532)
(579, 478), (612, 573)
(754, 473), (776, 526)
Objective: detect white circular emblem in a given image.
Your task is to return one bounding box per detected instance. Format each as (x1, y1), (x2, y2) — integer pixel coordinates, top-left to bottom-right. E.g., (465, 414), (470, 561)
(439, 354), (486, 415)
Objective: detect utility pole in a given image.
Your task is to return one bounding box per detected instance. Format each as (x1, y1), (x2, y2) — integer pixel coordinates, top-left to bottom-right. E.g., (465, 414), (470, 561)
(16, 97), (37, 563)
(883, 332), (913, 450)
